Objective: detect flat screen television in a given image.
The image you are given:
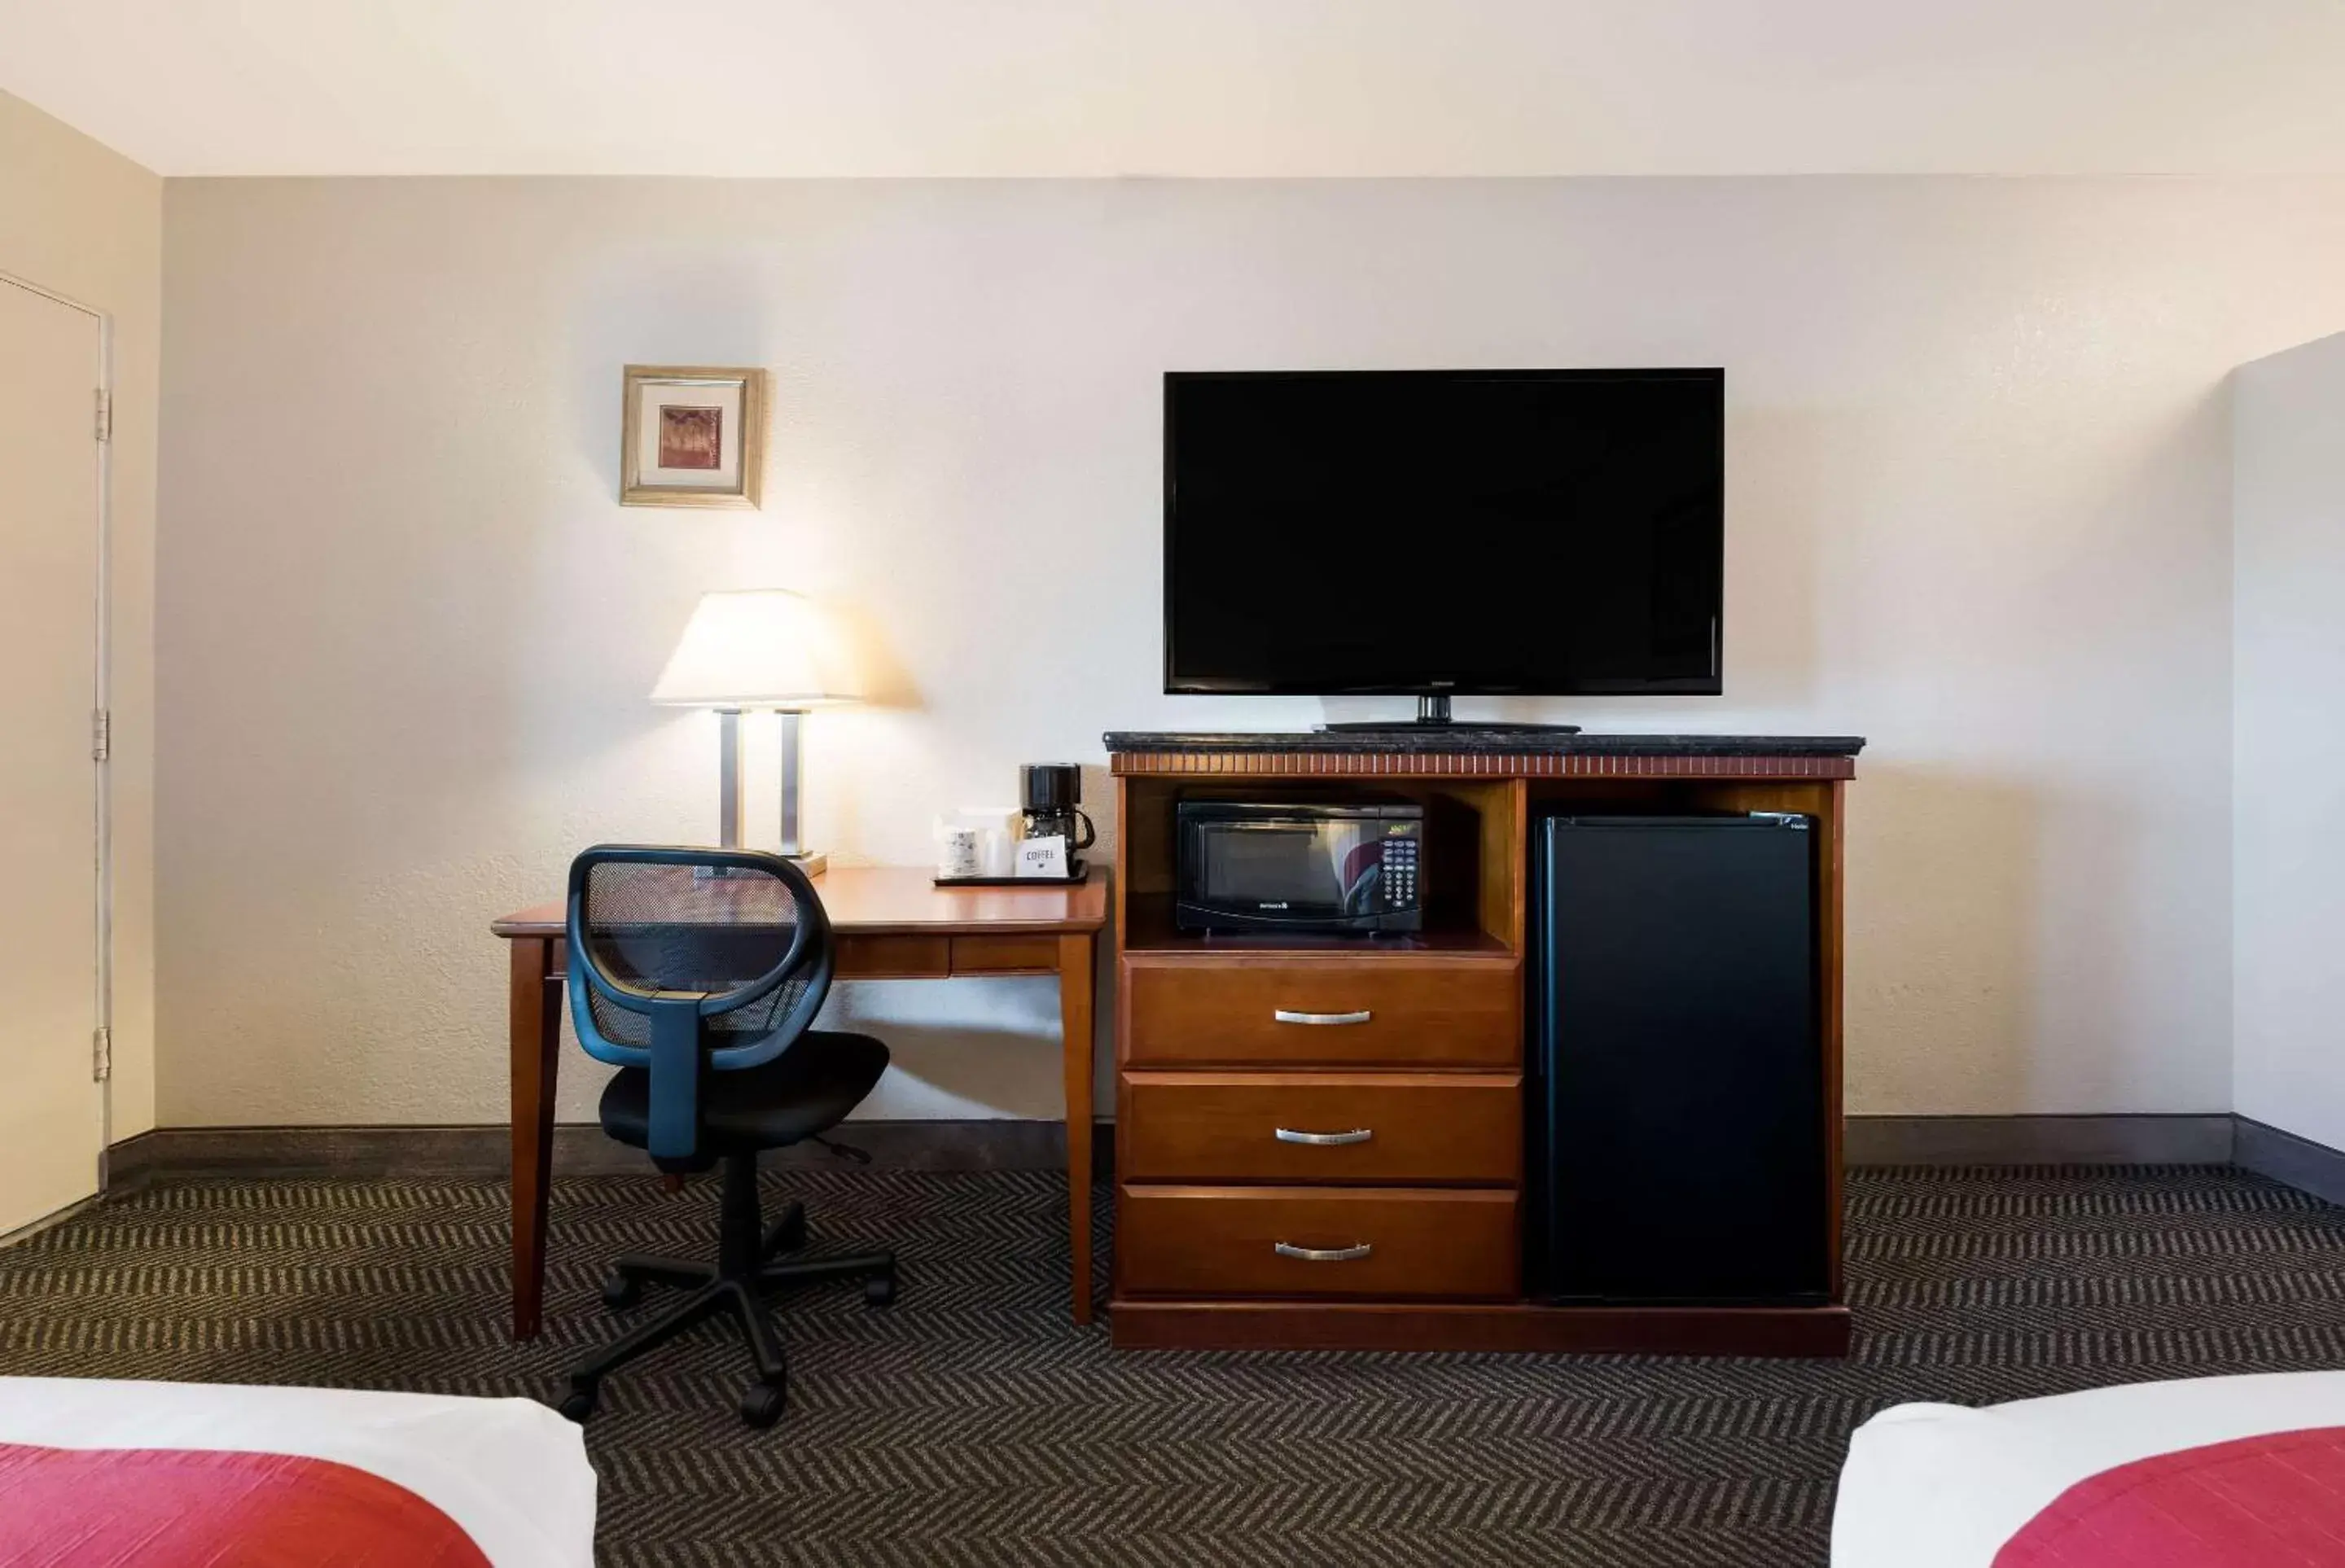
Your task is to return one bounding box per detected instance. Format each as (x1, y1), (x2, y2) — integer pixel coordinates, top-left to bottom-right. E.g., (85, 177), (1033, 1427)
(1164, 369), (1724, 706)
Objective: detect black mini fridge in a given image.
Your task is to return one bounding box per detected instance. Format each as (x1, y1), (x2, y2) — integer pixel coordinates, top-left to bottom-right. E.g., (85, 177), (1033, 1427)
(1527, 814), (1829, 1304)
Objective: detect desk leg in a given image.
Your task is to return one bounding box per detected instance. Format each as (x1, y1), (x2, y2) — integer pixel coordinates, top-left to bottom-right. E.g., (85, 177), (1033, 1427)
(1058, 932), (1097, 1325)
(510, 935), (562, 1341)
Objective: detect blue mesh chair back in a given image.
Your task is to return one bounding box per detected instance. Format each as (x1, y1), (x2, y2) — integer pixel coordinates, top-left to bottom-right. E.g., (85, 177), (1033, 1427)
(568, 846), (835, 1160)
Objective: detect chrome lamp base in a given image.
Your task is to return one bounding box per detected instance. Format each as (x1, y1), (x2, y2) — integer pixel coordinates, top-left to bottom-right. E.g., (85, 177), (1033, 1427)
(715, 707), (827, 877)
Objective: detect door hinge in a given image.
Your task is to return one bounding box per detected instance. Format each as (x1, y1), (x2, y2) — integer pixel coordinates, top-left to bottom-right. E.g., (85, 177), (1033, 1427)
(92, 708), (111, 762)
(92, 1027), (112, 1082)
(94, 388), (112, 444)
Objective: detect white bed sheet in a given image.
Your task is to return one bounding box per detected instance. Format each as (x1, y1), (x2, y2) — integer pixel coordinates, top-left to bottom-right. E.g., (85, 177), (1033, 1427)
(1832, 1369), (2345, 1567)
(0, 1376), (596, 1568)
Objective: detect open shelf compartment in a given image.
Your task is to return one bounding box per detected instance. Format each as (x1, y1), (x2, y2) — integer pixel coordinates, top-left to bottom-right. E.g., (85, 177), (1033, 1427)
(1115, 774), (1525, 956)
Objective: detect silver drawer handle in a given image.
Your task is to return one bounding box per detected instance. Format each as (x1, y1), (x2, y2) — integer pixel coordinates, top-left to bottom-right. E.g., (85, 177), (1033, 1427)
(1274, 1127), (1374, 1146)
(1273, 1242), (1374, 1263)
(1273, 1009), (1372, 1026)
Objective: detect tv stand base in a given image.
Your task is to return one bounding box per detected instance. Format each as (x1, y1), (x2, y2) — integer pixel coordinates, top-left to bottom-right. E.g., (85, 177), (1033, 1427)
(1318, 693), (1582, 735)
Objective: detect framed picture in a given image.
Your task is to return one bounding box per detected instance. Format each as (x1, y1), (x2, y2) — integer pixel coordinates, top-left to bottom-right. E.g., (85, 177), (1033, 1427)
(620, 365), (769, 509)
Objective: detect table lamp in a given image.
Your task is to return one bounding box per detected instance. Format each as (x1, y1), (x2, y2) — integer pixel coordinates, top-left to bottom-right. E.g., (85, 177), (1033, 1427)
(651, 589), (857, 875)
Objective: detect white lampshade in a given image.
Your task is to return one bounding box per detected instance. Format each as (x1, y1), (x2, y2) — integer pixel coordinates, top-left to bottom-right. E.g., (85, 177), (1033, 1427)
(649, 589), (860, 708)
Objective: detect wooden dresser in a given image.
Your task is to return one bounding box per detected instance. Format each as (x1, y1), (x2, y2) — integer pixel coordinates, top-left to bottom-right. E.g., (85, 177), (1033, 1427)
(1103, 731), (1863, 1356)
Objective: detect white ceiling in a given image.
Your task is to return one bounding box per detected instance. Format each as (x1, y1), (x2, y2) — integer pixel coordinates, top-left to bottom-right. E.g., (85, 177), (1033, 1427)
(5, 0), (2345, 178)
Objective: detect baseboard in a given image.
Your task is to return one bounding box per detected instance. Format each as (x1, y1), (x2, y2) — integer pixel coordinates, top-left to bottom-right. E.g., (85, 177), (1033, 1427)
(1844, 1114), (2237, 1167)
(0, 1194), (102, 1249)
(107, 1119), (1116, 1189)
(103, 1115), (2334, 1198)
(2233, 1117), (2345, 1207)
(1110, 1299), (1852, 1357)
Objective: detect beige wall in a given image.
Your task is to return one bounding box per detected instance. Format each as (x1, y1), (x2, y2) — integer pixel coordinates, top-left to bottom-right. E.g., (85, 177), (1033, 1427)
(0, 90), (161, 1141)
(156, 175), (2345, 1128)
(2233, 331), (2345, 1150)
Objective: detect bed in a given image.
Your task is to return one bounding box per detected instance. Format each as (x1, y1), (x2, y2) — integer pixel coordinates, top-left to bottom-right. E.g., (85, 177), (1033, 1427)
(0, 1376), (596, 1566)
(1834, 1369), (2345, 1566)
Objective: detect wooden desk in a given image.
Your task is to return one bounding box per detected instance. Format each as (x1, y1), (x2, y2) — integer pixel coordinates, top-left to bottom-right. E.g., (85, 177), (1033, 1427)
(491, 865), (1110, 1339)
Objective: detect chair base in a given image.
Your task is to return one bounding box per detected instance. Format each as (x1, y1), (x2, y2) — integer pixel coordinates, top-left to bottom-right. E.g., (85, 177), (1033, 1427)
(560, 1158), (895, 1429)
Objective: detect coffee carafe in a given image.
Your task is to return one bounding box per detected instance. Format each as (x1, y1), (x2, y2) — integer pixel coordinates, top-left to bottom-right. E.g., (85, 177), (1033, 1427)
(1019, 764), (1096, 874)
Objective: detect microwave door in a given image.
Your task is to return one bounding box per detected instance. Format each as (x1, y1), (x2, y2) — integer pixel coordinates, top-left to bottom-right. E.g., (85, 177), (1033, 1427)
(1203, 826), (1346, 918)
(1327, 825), (1387, 916)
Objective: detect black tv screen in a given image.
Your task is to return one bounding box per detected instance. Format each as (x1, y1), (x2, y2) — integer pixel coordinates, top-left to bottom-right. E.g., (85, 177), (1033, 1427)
(1164, 369), (1724, 696)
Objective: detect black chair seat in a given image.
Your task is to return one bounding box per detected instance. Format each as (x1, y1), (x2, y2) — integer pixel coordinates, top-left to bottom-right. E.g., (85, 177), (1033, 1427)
(600, 1030), (890, 1156)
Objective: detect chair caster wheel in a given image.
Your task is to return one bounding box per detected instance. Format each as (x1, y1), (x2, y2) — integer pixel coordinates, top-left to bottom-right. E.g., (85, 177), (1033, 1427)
(865, 1273), (896, 1307)
(769, 1209), (807, 1255)
(559, 1381), (598, 1423)
(739, 1379), (787, 1428)
(600, 1272), (642, 1310)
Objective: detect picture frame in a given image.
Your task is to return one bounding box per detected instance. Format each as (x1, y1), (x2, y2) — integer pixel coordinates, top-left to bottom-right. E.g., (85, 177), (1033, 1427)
(620, 364), (769, 509)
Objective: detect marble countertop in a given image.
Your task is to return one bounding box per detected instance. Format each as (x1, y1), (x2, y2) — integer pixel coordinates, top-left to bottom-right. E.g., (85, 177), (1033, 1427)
(1102, 730), (1867, 757)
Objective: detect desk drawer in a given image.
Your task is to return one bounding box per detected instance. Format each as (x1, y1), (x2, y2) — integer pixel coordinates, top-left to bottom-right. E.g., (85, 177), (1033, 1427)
(835, 935), (949, 979)
(1123, 957), (1519, 1069)
(1119, 1185), (1518, 1299)
(1121, 1071), (1520, 1184)
(951, 935), (1061, 974)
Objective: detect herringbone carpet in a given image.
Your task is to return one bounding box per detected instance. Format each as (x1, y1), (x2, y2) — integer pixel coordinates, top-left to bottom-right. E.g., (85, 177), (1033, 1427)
(3, 1165), (2344, 1566)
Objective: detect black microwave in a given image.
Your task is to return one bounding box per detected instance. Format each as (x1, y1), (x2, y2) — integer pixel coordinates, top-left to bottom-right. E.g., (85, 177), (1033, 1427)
(1175, 801), (1423, 933)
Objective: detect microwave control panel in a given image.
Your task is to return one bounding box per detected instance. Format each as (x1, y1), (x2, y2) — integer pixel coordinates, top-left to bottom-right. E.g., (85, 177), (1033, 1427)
(1379, 822), (1420, 906)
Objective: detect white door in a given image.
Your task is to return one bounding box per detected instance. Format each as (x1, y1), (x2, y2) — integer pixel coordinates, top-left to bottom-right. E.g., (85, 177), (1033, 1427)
(0, 278), (104, 1236)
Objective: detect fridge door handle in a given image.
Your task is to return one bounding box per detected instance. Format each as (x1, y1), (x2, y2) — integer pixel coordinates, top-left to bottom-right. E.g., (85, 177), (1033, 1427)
(1274, 1127), (1374, 1146)
(1273, 1009), (1372, 1026)
(1273, 1242), (1373, 1263)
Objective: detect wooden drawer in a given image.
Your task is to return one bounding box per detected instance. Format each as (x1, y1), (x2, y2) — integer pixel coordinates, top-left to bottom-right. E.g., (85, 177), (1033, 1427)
(837, 934), (1063, 977)
(835, 935), (949, 978)
(1123, 957), (1519, 1069)
(1119, 1185), (1519, 1299)
(950, 935), (1060, 973)
(1121, 1071), (1520, 1184)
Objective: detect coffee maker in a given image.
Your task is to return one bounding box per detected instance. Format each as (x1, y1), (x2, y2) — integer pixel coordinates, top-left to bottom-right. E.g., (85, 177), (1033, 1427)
(1019, 764), (1096, 875)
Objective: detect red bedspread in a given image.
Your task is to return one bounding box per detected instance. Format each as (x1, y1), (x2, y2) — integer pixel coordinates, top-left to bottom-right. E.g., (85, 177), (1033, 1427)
(1995, 1426), (2345, 1567)
(0, 1440), (491, 1566)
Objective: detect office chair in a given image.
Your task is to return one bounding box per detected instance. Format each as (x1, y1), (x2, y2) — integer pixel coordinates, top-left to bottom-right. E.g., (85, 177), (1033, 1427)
(556, 845), (896, 1429)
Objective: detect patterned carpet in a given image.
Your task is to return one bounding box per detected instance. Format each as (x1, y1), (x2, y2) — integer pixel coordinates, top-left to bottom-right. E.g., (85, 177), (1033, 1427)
(4, 1164), (2345, 1566)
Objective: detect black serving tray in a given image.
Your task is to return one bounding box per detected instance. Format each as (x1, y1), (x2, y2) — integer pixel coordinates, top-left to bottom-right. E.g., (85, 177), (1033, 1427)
(932, 869), (1091, 888)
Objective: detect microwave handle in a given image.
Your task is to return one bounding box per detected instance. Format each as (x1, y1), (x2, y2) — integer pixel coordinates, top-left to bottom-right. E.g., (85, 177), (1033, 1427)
(1273, 1008), (1373, 1026)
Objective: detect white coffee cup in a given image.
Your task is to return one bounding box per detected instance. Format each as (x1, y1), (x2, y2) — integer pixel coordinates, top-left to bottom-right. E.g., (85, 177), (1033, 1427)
(949, 807), (1020, 878)
(933, 819), (981, 879)
(978, 826), (1016, 878)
